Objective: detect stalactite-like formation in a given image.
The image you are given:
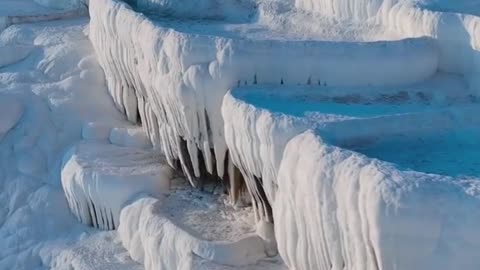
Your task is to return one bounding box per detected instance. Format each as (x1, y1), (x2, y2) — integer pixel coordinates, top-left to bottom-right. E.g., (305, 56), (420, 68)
(89, 0), (438, 224)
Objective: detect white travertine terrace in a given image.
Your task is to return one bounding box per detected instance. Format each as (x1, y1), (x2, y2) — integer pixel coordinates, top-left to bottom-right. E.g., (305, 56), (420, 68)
(81, 0), (480, 269)
(223, 85), (480, 270)
(89, 0), (439, 221)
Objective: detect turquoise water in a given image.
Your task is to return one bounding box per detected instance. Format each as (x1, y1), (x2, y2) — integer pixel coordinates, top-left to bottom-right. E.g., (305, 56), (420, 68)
(350, 129), (480, 177)
(419, 0), (480, 16)
(244, 93), (432, 118)
(236, 87), (480, 177)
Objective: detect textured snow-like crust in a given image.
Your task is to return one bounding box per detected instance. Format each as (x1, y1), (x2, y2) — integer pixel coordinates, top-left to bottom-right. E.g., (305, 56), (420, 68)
(89, 0), (438, 211)
(61, 142), (172, 229)
(0, 18), (134, 269)
(275, 131), (480, 270)
(119, 196), (268, 269)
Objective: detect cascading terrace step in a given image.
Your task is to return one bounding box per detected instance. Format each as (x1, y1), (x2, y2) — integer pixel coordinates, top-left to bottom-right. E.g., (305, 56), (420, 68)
(61, 141), (173, 230)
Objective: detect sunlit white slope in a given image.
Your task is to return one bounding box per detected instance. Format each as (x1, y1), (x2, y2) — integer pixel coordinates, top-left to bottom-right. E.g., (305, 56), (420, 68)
(0, 18), (129, 269)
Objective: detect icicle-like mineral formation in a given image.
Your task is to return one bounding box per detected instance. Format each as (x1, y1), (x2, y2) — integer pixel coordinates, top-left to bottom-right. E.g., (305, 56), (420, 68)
(89, 0), (438, 222)
(84, 0), (480, 269)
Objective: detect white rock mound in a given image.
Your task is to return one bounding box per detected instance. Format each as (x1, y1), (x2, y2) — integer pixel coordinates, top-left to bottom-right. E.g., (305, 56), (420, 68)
(119, 196), (268, 270)
(61, 142), (173, 229)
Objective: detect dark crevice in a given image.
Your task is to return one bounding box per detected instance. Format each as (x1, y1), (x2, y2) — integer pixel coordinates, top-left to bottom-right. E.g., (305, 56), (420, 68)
(99, 206), (106, 229)
(136, 105), (142, 124)
(90, 199), (99, 228)
(86, 201), (94, 227)
(110, 210), (116, 230)
(204, 109), (212, 140)
(178, 137), (199, 187)
(222, 150), (248, 203)
(176, 138), (254, 208)
(253, 176), (273, 222)
(105, 207), (112, 230)
(231, 152), (272, 221)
